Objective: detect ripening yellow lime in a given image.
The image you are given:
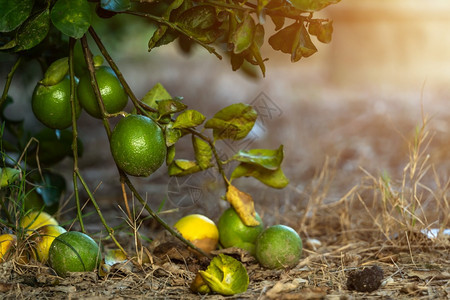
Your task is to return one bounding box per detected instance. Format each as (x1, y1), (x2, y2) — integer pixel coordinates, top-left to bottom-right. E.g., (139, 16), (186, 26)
(0, 234), (16, 263)
(31, 225), (67, 263)
(174, 214), (219, 253)
(20, 211), (59, 234)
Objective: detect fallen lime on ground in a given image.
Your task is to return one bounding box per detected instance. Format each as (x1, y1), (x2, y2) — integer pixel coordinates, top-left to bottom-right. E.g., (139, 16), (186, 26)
(20, 211), (59, 234)
(217, 207), (263, 255)
(48, 231), (101, 277)
(255, 224), (302, 269)
(31, 225), (67, 263)
(174, 214), (219, 253)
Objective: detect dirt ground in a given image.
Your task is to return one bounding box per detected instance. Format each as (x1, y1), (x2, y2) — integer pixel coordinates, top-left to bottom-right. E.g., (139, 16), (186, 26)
(1, 1), (450, 296)
(1, 83), (449, 299)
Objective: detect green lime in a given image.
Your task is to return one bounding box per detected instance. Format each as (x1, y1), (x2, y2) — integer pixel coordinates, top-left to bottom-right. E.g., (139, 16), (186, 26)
(48, 231), (101, 277)
(32, 76), (81, 129)
(217, 207), (263, 255)
(110, 114), (166, 177)
(77, 66), (128, 118)
(255, 225), (302, 269)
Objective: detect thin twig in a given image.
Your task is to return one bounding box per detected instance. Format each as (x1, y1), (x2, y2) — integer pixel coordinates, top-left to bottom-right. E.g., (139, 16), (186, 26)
(124, 11), (222, 60)
(69, 38), (85, 232)
(0, 56), (23, 109)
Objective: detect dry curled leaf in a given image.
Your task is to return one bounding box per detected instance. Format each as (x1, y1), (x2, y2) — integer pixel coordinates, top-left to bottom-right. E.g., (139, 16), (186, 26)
(226, 185), (259, 226)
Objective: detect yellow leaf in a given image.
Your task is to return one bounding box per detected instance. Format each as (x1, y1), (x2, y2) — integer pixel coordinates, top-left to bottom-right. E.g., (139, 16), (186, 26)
(226, 185), (260, 226)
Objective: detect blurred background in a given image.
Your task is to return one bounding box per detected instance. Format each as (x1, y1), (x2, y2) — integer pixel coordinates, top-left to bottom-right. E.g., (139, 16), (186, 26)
(2, 0), (450, 229)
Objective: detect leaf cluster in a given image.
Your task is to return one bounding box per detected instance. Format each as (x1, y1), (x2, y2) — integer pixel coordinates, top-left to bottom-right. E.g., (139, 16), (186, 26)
(0, 0), (339, 76)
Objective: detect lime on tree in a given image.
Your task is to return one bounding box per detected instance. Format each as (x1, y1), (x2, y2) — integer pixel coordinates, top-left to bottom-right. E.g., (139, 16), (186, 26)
(32, 76), (81, 129)
(31, 225), (66, 263)
(48, 231), (102, 277)
(110, 114), (166, 177)
(217, 207), (263, 255)
(77, 66), (128, 118)
(174, 214), (219, 253)
(255, 224), (302, 269)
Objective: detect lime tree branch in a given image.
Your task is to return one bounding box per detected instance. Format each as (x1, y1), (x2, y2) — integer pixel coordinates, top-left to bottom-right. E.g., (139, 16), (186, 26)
(0, 56), (23, 109)
(124, 11), (222, 60)
(122, 173), (212, 259)
(75, 169), (127, 255)
(68, 38), (84, 233)
(80, 36), (112, 137)
(88, 27), (148, 115)
(83, 29), (212, 258)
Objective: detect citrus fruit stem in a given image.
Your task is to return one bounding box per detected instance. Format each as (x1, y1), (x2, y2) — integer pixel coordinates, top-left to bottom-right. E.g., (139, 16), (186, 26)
(75, 169), (127, 256)
(79, 29), (213, 258)
(123, 174), (212, 259)
(88, 27), (145, 115)
(0, 55), (23, 109)
(80, 36), (112, 135)
(69, 37), (85, 233)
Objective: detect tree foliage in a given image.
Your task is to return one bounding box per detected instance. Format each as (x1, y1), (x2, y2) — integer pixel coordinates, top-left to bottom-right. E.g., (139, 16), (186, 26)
(0, 0), (341, 252)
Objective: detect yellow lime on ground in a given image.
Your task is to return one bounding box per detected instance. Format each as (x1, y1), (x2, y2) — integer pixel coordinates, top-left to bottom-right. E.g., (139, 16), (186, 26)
(20, 211), (59, 234)
(32, 76), (81, 129)
(174, 214), (219, 253)
(31, 225), (66, 263)
(48, 231), (102, 277)
(217, 207), (263, 256)
(0, 234), (16, 263)
(255, 225), (302, 269)
(110, 114), (166, 177)
(77, 65), (128, 118)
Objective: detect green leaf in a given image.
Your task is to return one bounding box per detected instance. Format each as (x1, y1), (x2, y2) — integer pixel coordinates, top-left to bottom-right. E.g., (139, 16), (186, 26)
(177, 5), (217, 30)
(231, 14), (255, 54)
(36, 171), (66, 208)
(157, 99), (187, 117)
(231, 163), (289, 189)
(230, 53), (244, 71)
(268, 22), (317, 62)
(141, 83), (172, 109)
(0, 0), (33, 32)
(51, 0), (92, 38)
(232, 145), (284, 170)
(168, 159), (202, 176)
(289, 0), (340, 11)
(100, 0), (131, 12)
(15, 9), (50, 51)
(270, 15), (285, 31)
(308, 20), (333, 44)
(204, 103), (257, 141)
(40, 57), (68, 86)
(165, 123), (182, 147)
(268, 22), (300, 54)
(192, 136), (212, 169)
(0, 167), (21, 187)
(173, 110), (205, 129)
(199, 254), (249, 295)
(166, 145), (176, 166)
(291, 22), (317, 61)
(148, 0), (184, 51)
(176, 5), (222, 44)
